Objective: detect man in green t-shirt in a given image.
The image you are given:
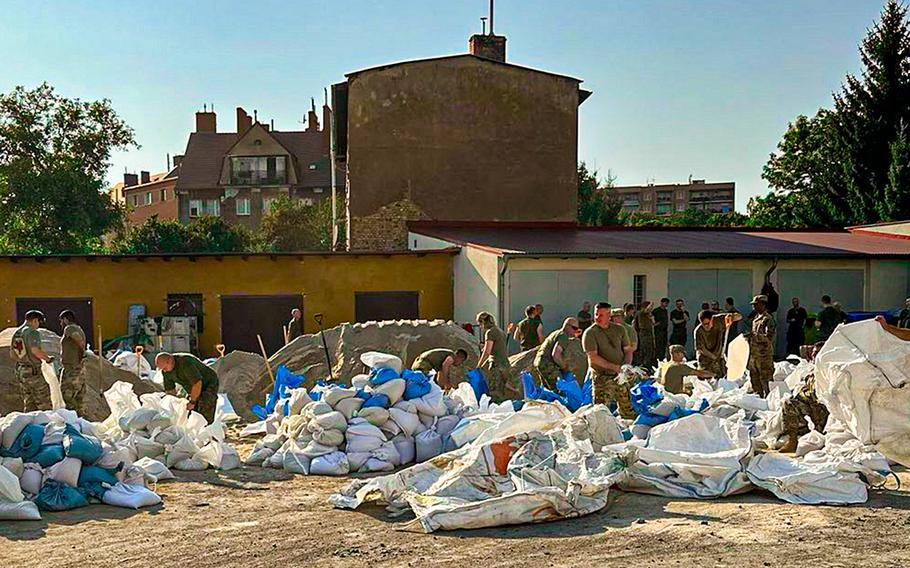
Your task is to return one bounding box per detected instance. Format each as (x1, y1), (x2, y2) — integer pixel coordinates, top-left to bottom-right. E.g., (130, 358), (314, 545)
(477, 312), (517, 402)
(577, 302), (593, 331)
(59, 310), (87, 414)
(10, 310), (54, 411)
(583, 303), (633, 418)
(532, 317), (579, 390)
(817, 295), (840, 341)
(660, 345), (714, 394)
(694, 309), (741, 377)
(513, 305), (542, 352)
(611, 308), (636, 365)
(411, 348), (468, 390)
(155, 352), (220, 423)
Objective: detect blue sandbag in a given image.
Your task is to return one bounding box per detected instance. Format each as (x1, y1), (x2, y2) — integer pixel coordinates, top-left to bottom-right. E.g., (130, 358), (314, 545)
(630, 379), (663, 416)
(354, 388), (371, 401)
(521, 371), (566, 405)
(362, 393), (391, 409)
(633, 412), (670, 427)
(401, 369), (431, 400)
(252, 364), (307, 419)
(8, 424), (45, 461)
(33, 443), (66, 467)
(466, 368), (489, 400)
(63, 424), (103, 464)
(369, 367), (400, 386)
(556, 372), (592, 412)
(35, 479), (90, 511)
(78, 464), (121, 499)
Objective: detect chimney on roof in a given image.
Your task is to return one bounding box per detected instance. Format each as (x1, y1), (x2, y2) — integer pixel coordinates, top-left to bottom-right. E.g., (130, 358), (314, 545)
(307, 97), (320, 132)
(236, 107), (252, 133)
(195, 106), (216, 133)
(140, 170), (150, 184)
(173, 154), (184, 167)
(123, 172), (139, 187)
(469, 0), (506, 62)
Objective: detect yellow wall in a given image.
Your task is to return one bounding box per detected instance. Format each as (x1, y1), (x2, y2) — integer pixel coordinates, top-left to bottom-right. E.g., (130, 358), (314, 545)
(0, 252), (455, 356)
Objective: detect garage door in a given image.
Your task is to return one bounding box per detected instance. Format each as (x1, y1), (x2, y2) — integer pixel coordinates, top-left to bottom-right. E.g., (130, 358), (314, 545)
(777, 269), (864, 353)
(508, 270), (609, 337)
(668, 269), (753, 357)
(220, 295), (303, 355)
(16, 297), (94, 347)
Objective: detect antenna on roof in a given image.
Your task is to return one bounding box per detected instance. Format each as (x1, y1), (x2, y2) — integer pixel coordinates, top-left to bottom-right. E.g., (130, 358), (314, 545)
(311, 97), (316, 113)
(324, 87), (328, 106)
(489, 0), (494, 34)
(253, 109), (258, 122)
(167, 153), (171, 170)
(481, 16), (487, 35)
(211, 103), (214, 112)
(203, 103), (207, 112)
(270, 118), (274, 131)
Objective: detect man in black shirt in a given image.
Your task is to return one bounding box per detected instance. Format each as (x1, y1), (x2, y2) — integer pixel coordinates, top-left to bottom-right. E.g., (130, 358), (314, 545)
(786, 297), (808, 356)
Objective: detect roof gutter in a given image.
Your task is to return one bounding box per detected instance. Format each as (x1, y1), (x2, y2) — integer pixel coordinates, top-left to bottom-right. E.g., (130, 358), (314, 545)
(497, 253), (513, 328)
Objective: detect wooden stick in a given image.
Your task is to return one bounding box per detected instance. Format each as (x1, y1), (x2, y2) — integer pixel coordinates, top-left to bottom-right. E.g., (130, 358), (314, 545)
(257, 334), (275, 386)
(283, 325), (289, 345)
(97, 325), (103, 391)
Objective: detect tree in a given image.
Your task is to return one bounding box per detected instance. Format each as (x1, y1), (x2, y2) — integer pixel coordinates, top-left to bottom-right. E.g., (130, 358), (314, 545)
(746, 191), (803, 228)
(0, 83), (136, 253)
(626, 208), (749, 227)
(883, 129), (910, 218)
(577, 162), (625, 226)
(186, 215), (251, 252)
(256, 196), (337, 252)
(111, 215), (250, 254)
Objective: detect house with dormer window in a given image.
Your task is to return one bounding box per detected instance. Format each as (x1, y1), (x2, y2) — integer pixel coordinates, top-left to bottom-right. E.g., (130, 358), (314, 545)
(174, 103), (342, 229)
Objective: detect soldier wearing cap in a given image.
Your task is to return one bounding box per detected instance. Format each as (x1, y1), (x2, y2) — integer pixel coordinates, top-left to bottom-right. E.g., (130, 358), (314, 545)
(10, 310), (54, 411)
(610, 307), (636, 365)
(744, 294), (776, 397)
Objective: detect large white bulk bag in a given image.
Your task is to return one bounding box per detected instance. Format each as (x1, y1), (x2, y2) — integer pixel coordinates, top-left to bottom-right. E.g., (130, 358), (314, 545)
(360, 352), (403, 374)
(309, 451), (350, 476)
(415, 430), (443, 463)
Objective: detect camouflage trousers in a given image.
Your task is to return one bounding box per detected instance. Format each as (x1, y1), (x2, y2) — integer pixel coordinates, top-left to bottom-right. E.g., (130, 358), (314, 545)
(61, 365), (86, 414)
(17, 364), (51, 412)
(193, 385), (219, 424)
(782, 387), (829, 436)
(697, 355), (726, 378)
(532, 358), (561, 391)
(592, 371), (636, 419)
(484, 360), (519, 403)
(748, 355), (773, 398)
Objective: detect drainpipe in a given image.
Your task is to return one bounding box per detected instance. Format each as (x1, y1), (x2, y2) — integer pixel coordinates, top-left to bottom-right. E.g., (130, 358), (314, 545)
(498, 253), (512, 329)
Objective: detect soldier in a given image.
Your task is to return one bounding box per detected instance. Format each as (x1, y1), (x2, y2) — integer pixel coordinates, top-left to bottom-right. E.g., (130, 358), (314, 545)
(611, 308), (636, 365)
(779, 342), (828, 453)
(652, 297), (670, 360)
(577, 301), (593, 330)
(633, 301), (657, 370)
(10, 310), (54, 411)
(694, 309), (741, 377)
(583, 302), (633, 418)
(513, 305), (542, 352)
(476, 312), (517, 402)
(660, 344), (715, 394)
(669, 299), (690, 349)
(744, 295), (776, 398)
(287, 308), (303, 342)
(532, 317), (579, 390)
(154, 352), (220, 423)
(411, 348), (468, 390)
(58, 310), (87, 413)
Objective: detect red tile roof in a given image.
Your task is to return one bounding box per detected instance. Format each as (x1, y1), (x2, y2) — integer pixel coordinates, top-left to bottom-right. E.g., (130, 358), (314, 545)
(408, 223), (910, 258)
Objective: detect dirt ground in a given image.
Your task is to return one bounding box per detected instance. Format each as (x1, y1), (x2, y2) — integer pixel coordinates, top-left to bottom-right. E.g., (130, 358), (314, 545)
(2, 433), (909, 568)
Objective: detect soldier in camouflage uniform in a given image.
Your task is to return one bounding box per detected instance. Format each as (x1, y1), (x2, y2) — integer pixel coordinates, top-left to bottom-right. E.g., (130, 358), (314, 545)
(476, 312), (518, 402)
(532, 317), (579, 390)
(583, 303), (634, 418)
(10, 310), (54, 411)
(779, 372), (829, 453)
(58, 310), (87, 413)
(744, 295), (776, 398)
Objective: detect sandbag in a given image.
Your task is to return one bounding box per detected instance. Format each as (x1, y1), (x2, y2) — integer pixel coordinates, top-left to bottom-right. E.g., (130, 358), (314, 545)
(1, 457), (24, 478)
(245, 446), (275, 466)
(35, 479), (89, 511)
(95, 446), (133, 470)
(311, 428), (345, 447)
(42, 361), (66, 410)
(402, 369), (432, 400)
(287, 388), (314, 416)
(0, 465), (24, 502)
(345, 420), (387, 453)
(312, 411), (348, 433)
(0, 500), (42, 520)
(415, 429), (443, 463)
(302, 401), (333, 419)
(362, 393), (391, 409)
(389, 407), (420, 438)
(119, 408), (166, 433)
(300, 440), (337, 459)
(323, 388), (357, 408)
(45, 457), (82, 487)
(412, 383), (446, 417)
(172, 457), (208, 471)
(371, 441), (401, 467)
(392, 436), (416, 465)
(63, 424), (104, 464)
(379, 419), (402, 439)
(372, 379), (406, 406)
(435, 415), (461, 440)
(132, 435), (166, 460)
(164, 435), (200, 468)
(346, 451), (370, 472)
(42, 422), (66, 446)
(797, 430), (826, 457)
(78, 464), (120, 498)
(278, 415), (310, 441)
(260, 434), (287, 451)
(359, 407), (390, 427)
(20, 464), (43, 495)
(360, 352), (403, 374)
(282, 441), (311, 475)
(335, 397), (364, 421)
(132, 457), (175, 482)
(194, 442), (225, 469)
(309, 451), (350, 476)
(220, 445), (242, 471)
(153, 426), (184, 446)
(361, 458), (395, 473)
(351, 374), (370, 389)
(1, 413), (33, 450)
(8, 424), (45, 461)
(102, 482), (162, 509)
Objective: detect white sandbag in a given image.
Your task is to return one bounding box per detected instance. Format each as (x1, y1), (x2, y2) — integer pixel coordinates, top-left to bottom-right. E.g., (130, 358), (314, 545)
(359, 407), (390, 427)
(282, 441), (311, 475)
(1, 457), (24, 479)
(172, 457), (208, 471)
(42, 422), (66, 446)
(260, 434), (287, 451)
(153, 425), (184, 446)
(164, 435), (201, 468)
(393, 400), (417, 413)
(372, 379), (406, 406)
(335, 397), (364, 421)
(0, 465), (24, 502)
(20, 465), (43, 495)
(245, 446), (275, 466)
(309, 451), (350, 476)
(132, 457), (175, 482)
(351, 374), (370, 389)
(412, 382), (447, 417)
(44, 457), (81, 487)
(216, 393), (242, 423)
(184, 411), (208, 436)
(303, 401), (334, 419)
(630, 424), (651, 440)
(1, 413), (32, 449)
(311, 427), (345, 447)
(796, 430), (826, 457)
(345, 419), (387, 453)
(132, 435), (166, 460)
(360, 352), (403, 374)
(389, 407), (420, 438)
(726, 335), (750, 380)
(392, 436), (416, 465)
(194, 442), (225, 469)
(42, 361), (65, 410)
(300, 440), (337, 459)
(286, 388), (313, 416)
(361, 458), (395, 473)
(95, 446), (133, 470)
(323, 388), (357, 408)
(371, 441), (401, 467)
(119, 408), (166, 433)
(435, 415), (461, 440)
(219, 445), (241, 471)
(346, 451), (370, 472)
(278, 415), (310, 440)
(380, 419), (402, 439)
(102, 482), (162, 509)
(0, 500), (42, 520)
(113, 351), (153, 379)
(416, 429), (443, 463)
(418, 412), (436, 429)
(197, 421), (226, 446)
(312, 411), (348, 433)
(104, 381), (142, 422)
(267, 448), (287, 469)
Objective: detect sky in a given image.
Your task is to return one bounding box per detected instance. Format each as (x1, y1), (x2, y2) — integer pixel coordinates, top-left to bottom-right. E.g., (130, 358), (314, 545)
(0, 0), (888, 211)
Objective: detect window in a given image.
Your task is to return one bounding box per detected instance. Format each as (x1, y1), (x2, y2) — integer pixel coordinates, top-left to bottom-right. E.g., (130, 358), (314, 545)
(131, 195), (139, 207)
(656, 191), (673, 203)
(189, 199), (203, 218)
(633, 275), (647, 306)
(144, 192), (153, 205)
(676, 203), (686, 212)
(160, 189), (167, 201)
(203, 199), (220, 216)
(236, 197), (251, 216)
(655, 202), (672, 215)
(229, 156), (288, 185)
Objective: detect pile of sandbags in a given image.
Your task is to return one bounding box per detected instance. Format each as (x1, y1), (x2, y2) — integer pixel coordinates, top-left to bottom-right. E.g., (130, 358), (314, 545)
(0, 406), (161, 520)
(94, 381), (241, 475)
(245, 352), (511, 476)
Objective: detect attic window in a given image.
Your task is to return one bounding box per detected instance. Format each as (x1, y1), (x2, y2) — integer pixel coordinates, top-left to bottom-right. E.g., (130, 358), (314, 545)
(254, 139), (262, 146)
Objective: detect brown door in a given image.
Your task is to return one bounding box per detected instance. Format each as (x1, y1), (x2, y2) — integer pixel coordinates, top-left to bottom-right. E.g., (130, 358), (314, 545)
(220, 295), (303, 355)
(16, 297), (94, 346)
(354, 291), (419, 323)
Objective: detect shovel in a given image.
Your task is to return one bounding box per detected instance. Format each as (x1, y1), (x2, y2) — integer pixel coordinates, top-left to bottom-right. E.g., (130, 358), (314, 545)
(314, 313), (334, 382)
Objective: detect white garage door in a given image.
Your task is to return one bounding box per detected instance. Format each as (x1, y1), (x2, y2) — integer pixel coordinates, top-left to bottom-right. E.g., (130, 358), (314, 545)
(507, 269), (609, 340)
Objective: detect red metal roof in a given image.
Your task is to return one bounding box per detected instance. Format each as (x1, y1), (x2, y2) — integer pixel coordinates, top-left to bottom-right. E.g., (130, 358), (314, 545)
(408, 223), (910, 258)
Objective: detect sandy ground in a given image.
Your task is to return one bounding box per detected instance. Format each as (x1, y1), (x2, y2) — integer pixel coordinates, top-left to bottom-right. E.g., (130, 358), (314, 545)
(2, 434), (909, 568)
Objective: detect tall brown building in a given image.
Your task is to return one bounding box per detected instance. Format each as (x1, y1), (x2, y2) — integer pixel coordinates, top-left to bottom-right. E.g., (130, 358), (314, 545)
(613, 179), (736, 216)
(334, 31), (591, 251)
(111, 168), (180, 225)
(174, 103), (342, 230)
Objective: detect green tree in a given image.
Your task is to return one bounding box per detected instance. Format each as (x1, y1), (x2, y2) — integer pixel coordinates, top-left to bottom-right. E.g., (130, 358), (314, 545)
(256, 196), (339, 252)
(112, 215), (250, 254)
(577, 162), (625, 226)
(186, 215), (251, 252)
(883, 129), (910, 218)
(746, 192), (804, 228)
(626, 207), (749, 227)
(0, 83), (136, 253)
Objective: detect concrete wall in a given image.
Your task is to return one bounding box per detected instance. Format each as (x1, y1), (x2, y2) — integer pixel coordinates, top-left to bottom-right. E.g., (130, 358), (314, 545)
(347, 57), (581, 251)
(0, 252), (455, 356)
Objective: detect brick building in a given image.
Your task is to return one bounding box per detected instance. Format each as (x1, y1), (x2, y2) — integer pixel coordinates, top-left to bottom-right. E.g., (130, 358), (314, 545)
(174, 103), (342, 230)
(110, 168), (180, 225)
(333, 30), (591, 251)
(613, 179), (736, 215)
